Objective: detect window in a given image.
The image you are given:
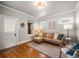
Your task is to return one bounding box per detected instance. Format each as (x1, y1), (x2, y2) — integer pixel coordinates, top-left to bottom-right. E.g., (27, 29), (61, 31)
(4, 17), (16, 33)
(28, 23), (32, 34)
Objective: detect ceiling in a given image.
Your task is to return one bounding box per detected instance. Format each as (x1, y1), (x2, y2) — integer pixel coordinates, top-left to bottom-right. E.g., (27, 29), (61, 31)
(0, 1), (78, 18)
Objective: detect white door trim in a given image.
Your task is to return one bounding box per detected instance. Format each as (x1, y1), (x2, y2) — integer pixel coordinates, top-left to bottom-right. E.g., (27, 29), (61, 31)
(4, 15), (19, 49)
(16, 18), (19, 46)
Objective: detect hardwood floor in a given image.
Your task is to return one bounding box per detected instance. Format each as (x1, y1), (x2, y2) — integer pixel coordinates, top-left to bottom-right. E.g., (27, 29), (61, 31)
(0, 43), (49, 58)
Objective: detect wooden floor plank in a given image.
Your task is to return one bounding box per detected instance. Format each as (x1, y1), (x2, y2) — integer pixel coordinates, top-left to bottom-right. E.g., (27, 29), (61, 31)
(0, 43), (49, 58)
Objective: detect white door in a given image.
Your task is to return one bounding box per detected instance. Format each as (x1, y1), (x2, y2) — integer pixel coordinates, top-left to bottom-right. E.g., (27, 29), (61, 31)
(4, 16), (18, 49)
(0, 15), (4, 50)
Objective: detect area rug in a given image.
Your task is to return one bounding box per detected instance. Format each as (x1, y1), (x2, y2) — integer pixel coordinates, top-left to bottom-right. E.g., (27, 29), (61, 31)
(27, 42), (61, 58)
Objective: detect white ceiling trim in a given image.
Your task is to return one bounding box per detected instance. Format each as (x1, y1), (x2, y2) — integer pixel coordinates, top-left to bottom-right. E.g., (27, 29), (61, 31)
(0, 4), (36, 19)
(39, 9), (76, 20)
(76, 1), (79, 10)
(0, 2), (77, 20)
(0, 0), (78, 1)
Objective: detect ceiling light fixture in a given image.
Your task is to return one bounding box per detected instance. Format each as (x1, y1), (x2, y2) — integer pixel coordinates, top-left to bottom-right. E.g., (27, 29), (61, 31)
(34, 0), (47, 10)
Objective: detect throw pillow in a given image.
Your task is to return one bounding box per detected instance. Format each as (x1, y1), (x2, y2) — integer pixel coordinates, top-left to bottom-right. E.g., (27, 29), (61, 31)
(59, 34), (64, 40)
(57, 34), (61, 40)
(54, 34), (58, 39)
(66, 49), (75, 56)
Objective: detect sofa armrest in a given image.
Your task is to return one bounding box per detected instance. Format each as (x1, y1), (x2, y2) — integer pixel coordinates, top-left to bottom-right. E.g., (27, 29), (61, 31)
(59, 39), (65, 46)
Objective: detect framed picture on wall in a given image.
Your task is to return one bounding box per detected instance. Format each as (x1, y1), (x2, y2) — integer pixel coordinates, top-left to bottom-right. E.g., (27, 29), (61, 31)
(48, 21), (55, 29)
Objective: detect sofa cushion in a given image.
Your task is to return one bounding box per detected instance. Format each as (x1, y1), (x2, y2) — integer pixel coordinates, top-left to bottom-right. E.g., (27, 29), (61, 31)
(43, 32), (46, 37)
(34, 37), (43, 39)
(38, 32), (43, 37)
(34, 32), (39, 37)
(44, 37), (53, 40)
(51, 39), (61, 42)
(46, 33), (53, 39)
(52, 33), (54, 38)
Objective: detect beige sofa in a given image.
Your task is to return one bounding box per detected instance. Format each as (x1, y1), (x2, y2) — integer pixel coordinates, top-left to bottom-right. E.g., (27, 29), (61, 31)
(44, 33), (65, 46)
(33, 32), (65, 46)
(33, 32), (44, 43)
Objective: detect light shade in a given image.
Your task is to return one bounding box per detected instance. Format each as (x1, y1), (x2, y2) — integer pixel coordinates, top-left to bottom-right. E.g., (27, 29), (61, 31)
(64, 24), (73, 29)
(34, 0), (47, 10)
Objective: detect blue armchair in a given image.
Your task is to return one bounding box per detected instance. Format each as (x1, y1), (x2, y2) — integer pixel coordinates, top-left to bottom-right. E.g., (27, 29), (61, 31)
(61, 43), (79, 58)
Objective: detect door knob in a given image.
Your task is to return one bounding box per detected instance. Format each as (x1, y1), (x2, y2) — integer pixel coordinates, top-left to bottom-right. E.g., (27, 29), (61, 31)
(14, 34), (16, 36)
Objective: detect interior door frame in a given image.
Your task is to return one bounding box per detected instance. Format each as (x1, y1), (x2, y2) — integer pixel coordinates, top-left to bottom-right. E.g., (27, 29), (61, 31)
(14, 17), (19, 46)
(4, 15), (19, 47)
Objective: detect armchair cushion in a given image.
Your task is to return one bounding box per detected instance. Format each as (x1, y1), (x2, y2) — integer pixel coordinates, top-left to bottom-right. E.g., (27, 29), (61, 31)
(61, 47), (74, 58)
(66, 49), (75, 56)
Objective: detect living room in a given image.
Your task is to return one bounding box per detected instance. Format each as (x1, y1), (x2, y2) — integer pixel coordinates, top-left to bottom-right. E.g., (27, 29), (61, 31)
(0, 0), (79, 58)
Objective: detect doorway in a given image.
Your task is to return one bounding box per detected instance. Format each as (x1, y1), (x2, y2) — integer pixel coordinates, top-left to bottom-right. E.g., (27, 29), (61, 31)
(4, 16), (18, 48)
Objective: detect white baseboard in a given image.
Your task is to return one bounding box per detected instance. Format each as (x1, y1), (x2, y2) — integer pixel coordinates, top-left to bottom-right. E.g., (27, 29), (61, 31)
(0, 39), (32, 51)
(17, 39), (32, 45)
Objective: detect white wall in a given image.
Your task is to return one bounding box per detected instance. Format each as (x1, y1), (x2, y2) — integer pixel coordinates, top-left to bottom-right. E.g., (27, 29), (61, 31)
(0, 15), (4, 49)
(0, 6), (34, 44)
(76, 2), (79, 40)
(34, 11), (77, 42)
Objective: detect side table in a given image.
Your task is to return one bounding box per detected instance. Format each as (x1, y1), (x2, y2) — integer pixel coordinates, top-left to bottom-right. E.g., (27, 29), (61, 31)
(65, 38), (71, 44)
